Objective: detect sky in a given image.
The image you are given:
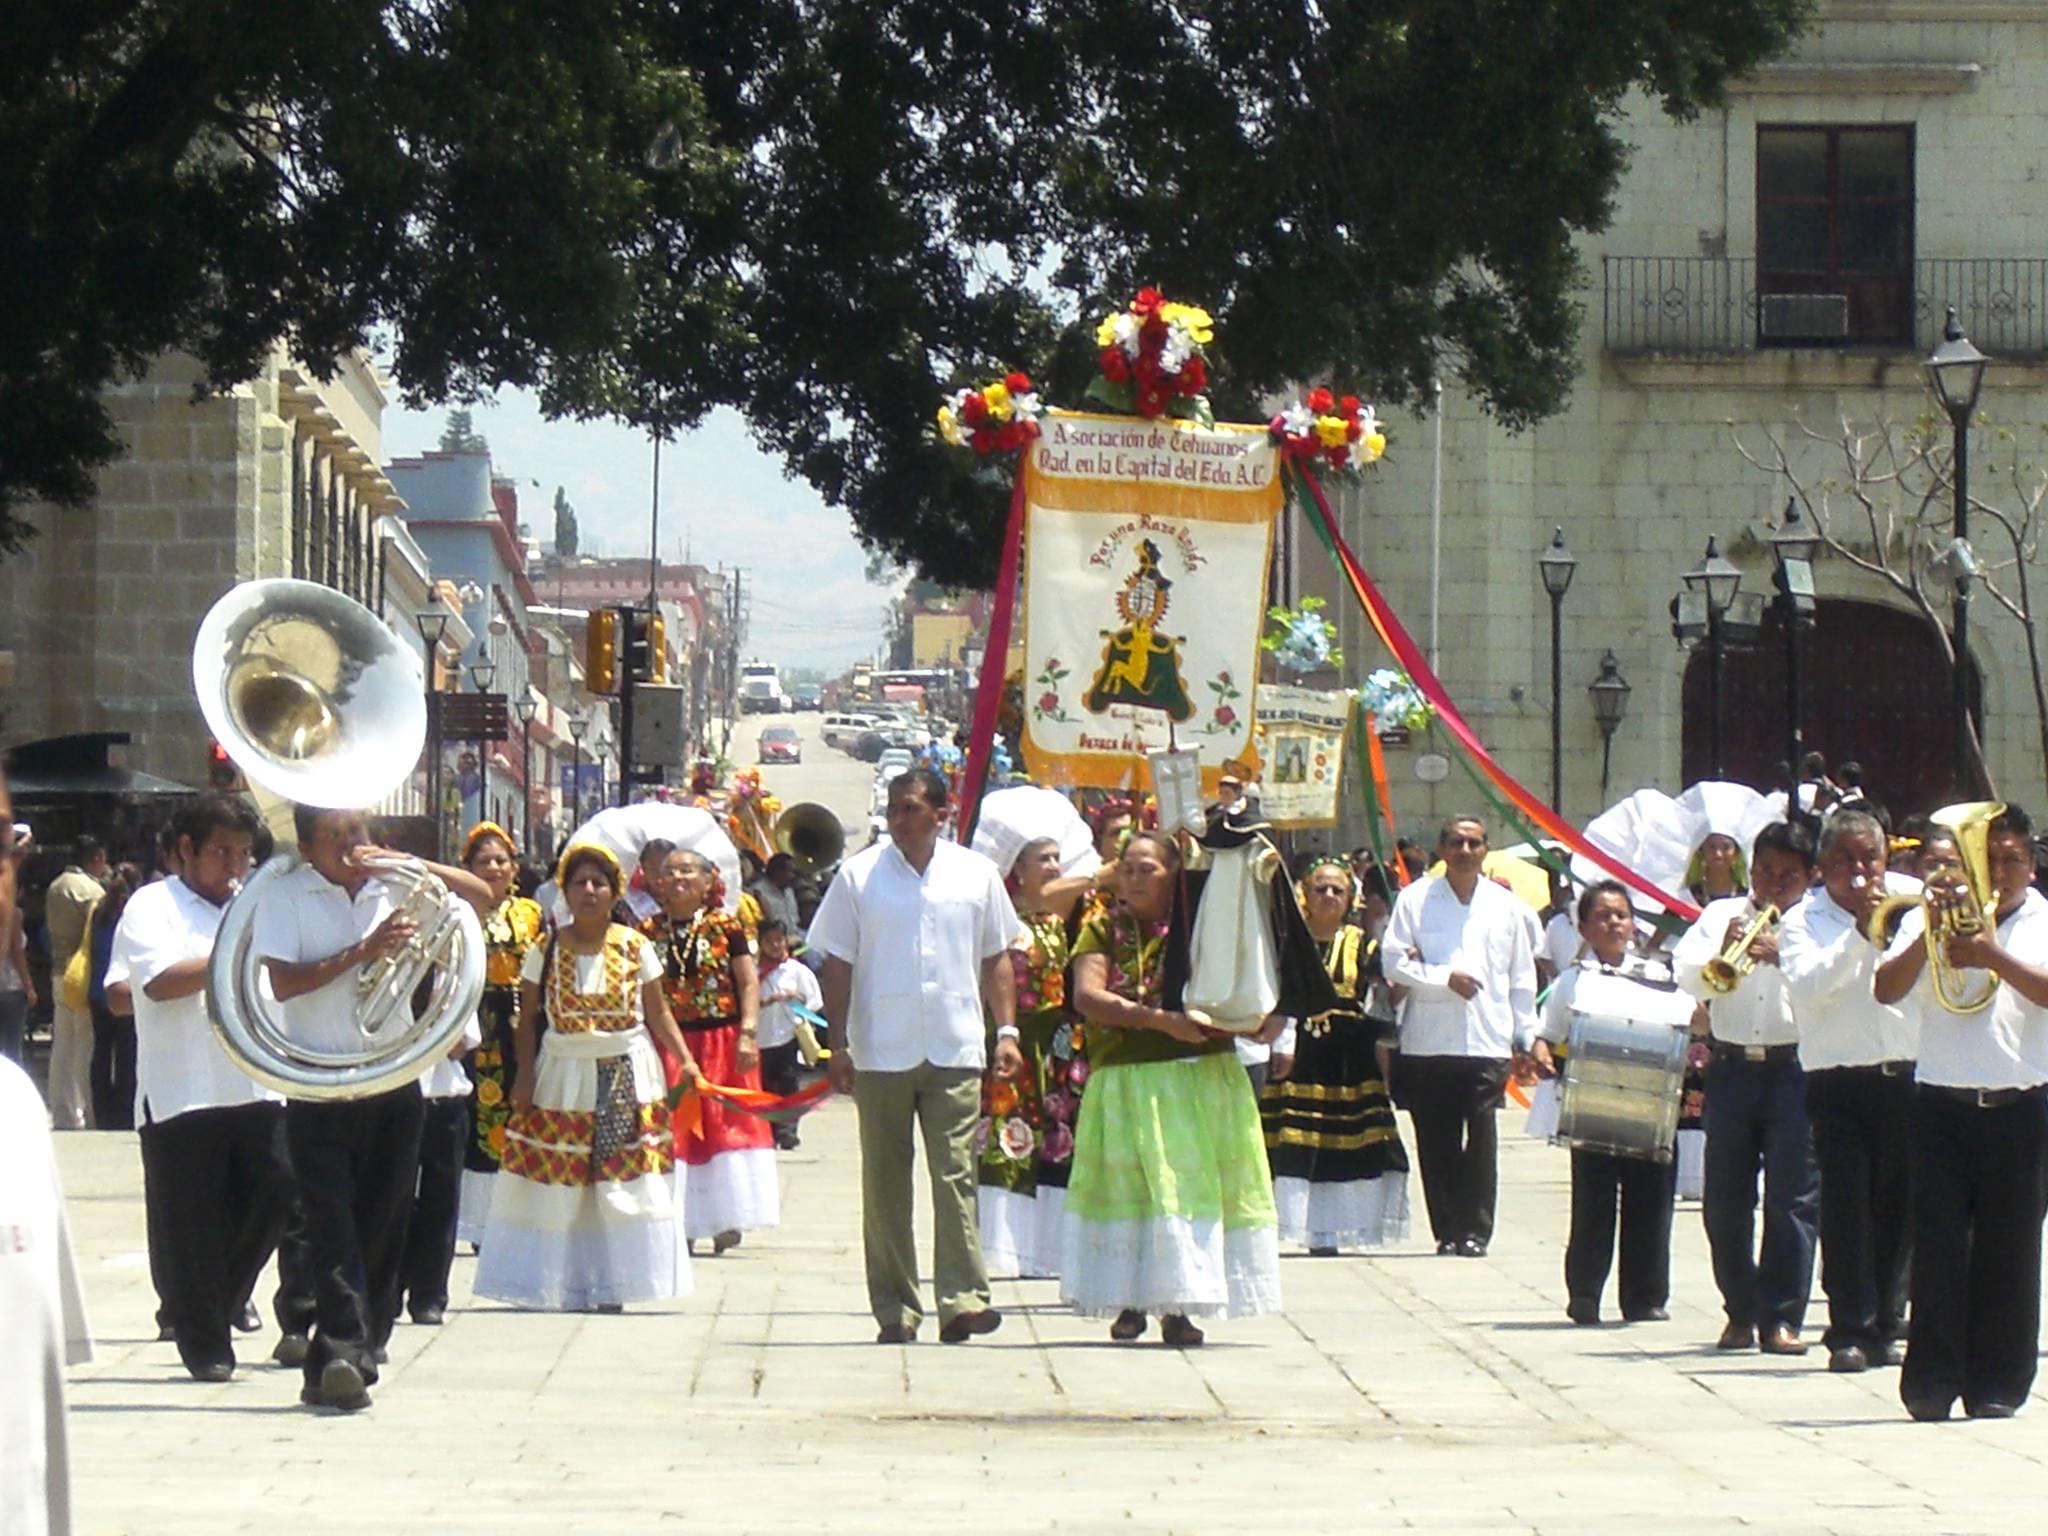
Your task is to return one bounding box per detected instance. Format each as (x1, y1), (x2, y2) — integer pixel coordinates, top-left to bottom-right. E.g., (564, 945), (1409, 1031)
(382, 392), (904, 674)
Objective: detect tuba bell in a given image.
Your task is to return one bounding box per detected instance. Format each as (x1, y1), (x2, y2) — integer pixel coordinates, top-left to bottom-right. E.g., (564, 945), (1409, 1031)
(193, 579), (485, 1100)
(774, 802), (846, 875)
(1863, 800), (2005, 1015)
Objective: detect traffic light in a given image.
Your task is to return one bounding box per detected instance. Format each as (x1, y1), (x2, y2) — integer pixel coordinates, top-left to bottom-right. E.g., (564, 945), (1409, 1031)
(585, 608), (618, 694)
(207, 741), (242, 791)
(622, 607), (666, 685)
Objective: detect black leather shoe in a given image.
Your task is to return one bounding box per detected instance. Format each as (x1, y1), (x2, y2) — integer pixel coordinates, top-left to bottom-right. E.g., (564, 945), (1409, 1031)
(1624, 1306), (1670, 1323)
(1435, 1240), (1458, 1255)
(1966, 1400), (2018, 1419)
(1566, 1297), (1601, 1326)
(940, 1308), (1002, 1344)
(187, 1361), (233, 1384)
(1307, 1246), (1339, 1257)
(316, 1358), (371, 1412)
(1875, 1339), (1907, 1368)
(875, 1323), (918, 1344)
(411, 1306), (445, 1327)
(1829, 1346), (1869, 1374)
(1717, 1320), (1756, 1351)
(271, 1333), (310, 1368)
(1457, 1238), (1488, 1258)
(1906, 1396), (1953, 1422)
(234, 1304), (261, 1334)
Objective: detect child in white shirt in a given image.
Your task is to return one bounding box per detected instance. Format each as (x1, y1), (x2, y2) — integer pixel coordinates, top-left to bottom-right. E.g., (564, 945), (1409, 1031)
(756, 920), (822, 1150)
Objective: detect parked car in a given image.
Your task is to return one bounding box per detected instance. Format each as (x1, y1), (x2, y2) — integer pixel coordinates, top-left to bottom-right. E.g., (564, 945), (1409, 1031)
(873, 747), (916, 782)
(852, 727), (918, 762)
(823, 713), (876, 750)
(758, 725), (803, 764)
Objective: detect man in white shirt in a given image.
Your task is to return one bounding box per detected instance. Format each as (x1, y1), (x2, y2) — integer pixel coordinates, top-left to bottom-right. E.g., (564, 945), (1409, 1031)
(751, 853), (805, 939)
(810, 768), (1022, 1344)
(1384, 816), (1537, 1257)
(253, 805), (490, 1412)
(1779, 808), (1916, 1375)
(1876, 805), (2048, 1421)
(1672, 821), (1820, 1356)
(755, 918), (820, 1150)
(105, 794), (291, 1383)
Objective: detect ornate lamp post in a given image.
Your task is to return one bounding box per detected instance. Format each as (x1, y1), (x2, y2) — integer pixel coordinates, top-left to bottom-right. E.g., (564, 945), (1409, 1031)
(1677, 537), (1743, 778)
(1926, 305), (1991, 787)
(512, 695), (539, 857)
(468, 657), (496, 828)
(414, 601), (451, 857)
(1588, 650), (1632, 804)
(1536, 526), (1578, 813)
(1767, 498), (1822, 806)
(567, 708), (589, 829)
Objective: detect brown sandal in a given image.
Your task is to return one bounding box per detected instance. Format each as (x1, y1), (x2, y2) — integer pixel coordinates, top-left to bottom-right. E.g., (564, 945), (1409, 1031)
(1160, 1314), (1205, 1349)
(1109, 1309), (1148, 1342)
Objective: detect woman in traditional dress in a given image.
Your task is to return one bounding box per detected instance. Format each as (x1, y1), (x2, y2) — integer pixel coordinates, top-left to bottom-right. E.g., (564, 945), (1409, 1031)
(475, 844), (699, 1311)
(456, 823), (546, 1247)
(1062, 831), (1281, 1347)
(976, 837), (1092, 1279)
(646, 847), (778, 1255)
(1261, 856), (1411, 1255)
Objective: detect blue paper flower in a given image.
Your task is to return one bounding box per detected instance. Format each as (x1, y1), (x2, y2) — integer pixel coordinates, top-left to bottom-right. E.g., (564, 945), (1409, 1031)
(1357, 668), (1431, 731)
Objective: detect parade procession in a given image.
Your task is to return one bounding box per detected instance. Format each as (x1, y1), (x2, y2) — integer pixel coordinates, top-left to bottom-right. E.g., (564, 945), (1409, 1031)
(13, 3), (2048, 1534)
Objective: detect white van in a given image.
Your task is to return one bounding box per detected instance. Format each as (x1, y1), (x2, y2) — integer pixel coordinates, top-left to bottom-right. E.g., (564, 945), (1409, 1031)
(822, 713), (876, 749)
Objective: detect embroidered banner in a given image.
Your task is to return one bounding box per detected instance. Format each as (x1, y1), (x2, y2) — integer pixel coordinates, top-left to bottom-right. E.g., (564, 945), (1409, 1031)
(1253, 684), (1354, 827)
(1020, 410), (1282, 793)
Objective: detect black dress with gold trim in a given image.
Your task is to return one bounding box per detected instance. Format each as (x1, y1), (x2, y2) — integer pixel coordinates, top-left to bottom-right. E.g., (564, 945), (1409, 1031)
(1259, 924), (1411, 1250)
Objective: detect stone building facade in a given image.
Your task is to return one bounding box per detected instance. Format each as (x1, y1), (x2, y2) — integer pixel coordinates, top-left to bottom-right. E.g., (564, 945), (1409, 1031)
(1315, 0), (2048, 847)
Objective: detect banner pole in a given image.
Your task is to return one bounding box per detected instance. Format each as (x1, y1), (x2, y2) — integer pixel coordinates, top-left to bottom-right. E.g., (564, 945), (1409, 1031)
(956, 460), (1030, 844)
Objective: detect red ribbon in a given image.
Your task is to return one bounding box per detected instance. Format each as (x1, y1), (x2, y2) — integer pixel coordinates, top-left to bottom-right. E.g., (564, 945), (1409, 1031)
(956, 460), (1030, 843)
(1294, 469), (1699, 921)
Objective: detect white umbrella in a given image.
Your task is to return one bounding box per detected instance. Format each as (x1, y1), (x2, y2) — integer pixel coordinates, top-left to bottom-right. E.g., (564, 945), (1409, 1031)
(1570, 780), (1782, 909)
(544, 803), (742, 923)
(970, 786), (1101, 879)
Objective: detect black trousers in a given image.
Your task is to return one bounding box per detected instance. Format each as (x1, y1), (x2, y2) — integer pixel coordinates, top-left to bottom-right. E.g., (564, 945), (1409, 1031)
(760, 1040), (801, 1147)
(1566, 1149), (1676, 1316)
(88, 1007), (136, 1130)
(1806, 1065), (1915, 1352)
(273, 1195), (318, 1338)
(1901, 1088), (2048, 1414)
(1701, 1052), (1819, 1331)
(400, 1095), (468, 1318)
(137, 1102), (292, 1372)
(1398, 1054), (1508, 1247)
(284, 1087), (425, 1387)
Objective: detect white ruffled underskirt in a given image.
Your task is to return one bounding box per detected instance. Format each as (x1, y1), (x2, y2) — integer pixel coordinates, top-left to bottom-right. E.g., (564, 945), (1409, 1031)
(1676, 1127), (1706, 1201)
(458, 1169), (497, 1246)
(1060, 1214), (1281, 1320)
(473, 1172), (691, 1310)
(978, 1185), (1067, 1280)
(679, 1147), (781, 1240)
(1272, 1172), (1411, 1251)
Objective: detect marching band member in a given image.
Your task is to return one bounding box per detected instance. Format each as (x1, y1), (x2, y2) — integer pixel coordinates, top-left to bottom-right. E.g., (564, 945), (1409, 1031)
(1384, 816), (1538, 1258)
(105, 794), (290, 1383)
(1876, 805), (2048, 1421)
(1779, 809), (1917, 1376)
(1671, 821), (1819, 1355)
(1531, 881), (1677, 1325)
(475, 844), (699, 1315)
(253, 806), (492, 1413)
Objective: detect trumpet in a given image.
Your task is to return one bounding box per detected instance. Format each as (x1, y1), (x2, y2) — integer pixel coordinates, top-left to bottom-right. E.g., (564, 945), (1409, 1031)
(1702, 903), (1779, 994)
(1861, 800), (2005, 1015)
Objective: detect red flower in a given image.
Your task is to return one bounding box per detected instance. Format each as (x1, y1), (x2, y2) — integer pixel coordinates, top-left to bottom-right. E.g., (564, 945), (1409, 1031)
(961, 392), (989, 426)
(1021, 418), (1042, 442)
(1269, 414), (1288, 439)
(1339, 394), (1361, 416)
(1329, 446), (1351, 468)
(1132, 286), (1164, 316)
(1139, 314), (1168, 349)
(1346, 418), (1362, 441)
(1136, 383), (1168, 417)
(995, 420), (1024, 452)
(1005, 371), (1031, 393)
(1177, 357), (1207, 393)
(1214, 704), (1237, 726)
(1038, 691), (1058, 711)
(970, 426), (995, 454)
(1099, 347), (1129, 384)
(1307, 387), (1334, 414)
(1134, 351), (1160, 386)
(1218, 669), (1233, 684)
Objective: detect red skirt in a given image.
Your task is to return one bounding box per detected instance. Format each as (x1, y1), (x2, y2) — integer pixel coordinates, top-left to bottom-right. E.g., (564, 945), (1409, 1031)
(669, 1022), (775, 1164)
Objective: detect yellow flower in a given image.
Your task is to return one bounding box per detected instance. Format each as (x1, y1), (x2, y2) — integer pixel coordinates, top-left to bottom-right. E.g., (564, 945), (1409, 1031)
(477, 1077), (504, 1106)
(1095, 314), (1120, 348)
(1363, 431), (1387, 461)
(1316, 415), (1349, 449)
(936, 404), (964, 446)
(1158, 303), (1214, 344)
(983, 381), (1013, 422)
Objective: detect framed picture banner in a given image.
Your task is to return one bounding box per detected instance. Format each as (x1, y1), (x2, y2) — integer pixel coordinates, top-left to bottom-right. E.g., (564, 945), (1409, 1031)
(1253, 684), (1355, 827)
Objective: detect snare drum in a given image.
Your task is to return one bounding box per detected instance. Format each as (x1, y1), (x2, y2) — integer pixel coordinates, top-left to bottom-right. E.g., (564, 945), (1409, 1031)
(1552, 972), (1694, 1163)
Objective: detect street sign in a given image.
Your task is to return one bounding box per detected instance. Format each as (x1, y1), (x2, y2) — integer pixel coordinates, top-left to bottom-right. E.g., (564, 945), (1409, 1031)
(435, 692), (510, 741)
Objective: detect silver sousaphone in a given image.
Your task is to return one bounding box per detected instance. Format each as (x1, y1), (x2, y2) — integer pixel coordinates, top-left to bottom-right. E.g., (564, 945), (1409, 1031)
(193, 579), (485, 1100)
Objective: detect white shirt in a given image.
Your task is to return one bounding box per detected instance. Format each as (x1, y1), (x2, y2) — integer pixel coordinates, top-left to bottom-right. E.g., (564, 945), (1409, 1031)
(1779, 888), (1918, 1070)
(806, 839), (1022, 1073)
(757, 957), (822, 1050)
(1537, 952), (1676, 1045)
(1541, 911), (1582, 977)
(0, 1057), (91, 1536)
(1671, 895), (1799, 1048)
(106, 878), (281, 1124)
(518, 936), (664, 997)
(1384, 874), (1538, 1058)
(251, 864), (399, 1074)
(1234, 1018), (1297, 1069)
(1891, 889), (2048, 1090)
(421, 1014), (484, 1100)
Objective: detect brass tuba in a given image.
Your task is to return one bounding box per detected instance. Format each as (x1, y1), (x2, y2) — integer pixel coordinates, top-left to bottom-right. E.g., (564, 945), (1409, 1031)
(192, 579), (486, 1099)
(1863, 800), (2005, 1015)
(774, 802), (846, 875)
(1702, 903), (1779, 995)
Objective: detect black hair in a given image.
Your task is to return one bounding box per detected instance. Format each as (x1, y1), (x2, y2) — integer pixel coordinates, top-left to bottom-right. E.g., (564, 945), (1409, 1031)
(1436, 815), (1486, 846)
(72, 834), (104, 864)
(178, 793), (263, 850)
(1121, 828), (1182, 869)
(515, 858), (548, 899)
(1751, 819), (1817, 870)
(291, 802), (323, 845)
(890, 766), (950, 810)
(766, 852), (796, 876)
(560, 845), (624, 895)
(1576, 878), (1632, 925)
(1836, 761), (1863, 789)
(251, 824), (275, 865)
(756, 918), (789, 941)
(1993, 804), (2035, 843)
(1801, 750), (1828, 778)
(639, 838), (676, 877)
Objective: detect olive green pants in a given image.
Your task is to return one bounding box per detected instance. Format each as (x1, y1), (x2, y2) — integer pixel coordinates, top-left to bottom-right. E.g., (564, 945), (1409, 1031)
(854, 1063), (990, 1330)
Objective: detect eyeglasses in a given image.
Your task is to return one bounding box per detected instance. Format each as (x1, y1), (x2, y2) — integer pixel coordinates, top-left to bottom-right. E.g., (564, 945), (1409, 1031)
(1443, 837), (1486, 851)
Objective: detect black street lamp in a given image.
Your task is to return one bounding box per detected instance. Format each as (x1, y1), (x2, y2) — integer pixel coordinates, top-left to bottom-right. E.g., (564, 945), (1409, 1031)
(468, 658), (496, 828)
(414, 602), (451, 857)
(1768, 498), (1822, 806)
(1537, 526), (1578, 812)
(1926, 305), (1991, 788)
(1676, 536), (1742, 778)
(567, 708), (589, 830)
(513, 695), (539, 857)
(1588, 650), (1632, 803)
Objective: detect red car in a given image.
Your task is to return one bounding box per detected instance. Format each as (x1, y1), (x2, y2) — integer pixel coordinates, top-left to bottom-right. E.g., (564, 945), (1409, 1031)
(758, 725), (803, 764)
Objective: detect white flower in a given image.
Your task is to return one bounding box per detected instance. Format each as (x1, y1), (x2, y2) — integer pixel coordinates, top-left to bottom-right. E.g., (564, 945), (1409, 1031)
(1282, 403), (1315, 438)
(1160, 331), (1192, 374)
(1111, 312), (1141, 357)
(1012, 390), (1041, 423)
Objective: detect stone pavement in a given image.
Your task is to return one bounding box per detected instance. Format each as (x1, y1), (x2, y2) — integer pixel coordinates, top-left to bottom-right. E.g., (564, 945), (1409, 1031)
(55, 1104), (2048, 1536)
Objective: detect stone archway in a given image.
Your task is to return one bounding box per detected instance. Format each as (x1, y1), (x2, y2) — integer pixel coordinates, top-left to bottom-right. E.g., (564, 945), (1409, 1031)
(1681, 597), (1979, 819)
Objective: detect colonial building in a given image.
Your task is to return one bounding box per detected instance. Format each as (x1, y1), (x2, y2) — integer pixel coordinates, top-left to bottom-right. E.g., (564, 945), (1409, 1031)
(1321, 0), (2048, 844)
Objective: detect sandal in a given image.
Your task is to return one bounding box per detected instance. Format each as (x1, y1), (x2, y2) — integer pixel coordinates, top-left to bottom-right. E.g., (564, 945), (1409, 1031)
(1160, 1314), (1205, 1349)
(712, 1230), (742, 1255)
(1109, 1309), (1148, 1342)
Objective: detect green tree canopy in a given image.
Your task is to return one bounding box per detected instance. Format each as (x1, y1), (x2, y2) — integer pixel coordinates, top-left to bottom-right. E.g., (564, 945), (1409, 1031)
(552, 485), (580, 559)
(438, 409), (489, 454)
(3, 0), (1810, 580)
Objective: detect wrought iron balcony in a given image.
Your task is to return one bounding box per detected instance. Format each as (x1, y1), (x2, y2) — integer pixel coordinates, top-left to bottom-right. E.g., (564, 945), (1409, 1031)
(1601, 256), (2048, 358)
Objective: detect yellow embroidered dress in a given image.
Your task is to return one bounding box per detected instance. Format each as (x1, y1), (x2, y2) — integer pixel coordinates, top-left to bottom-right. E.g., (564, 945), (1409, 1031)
(473, 925), (689, 1310)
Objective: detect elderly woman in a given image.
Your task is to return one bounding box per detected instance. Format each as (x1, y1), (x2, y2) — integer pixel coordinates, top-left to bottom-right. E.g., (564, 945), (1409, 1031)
(645, 847), (777, 1255)
(1062, 831), (1281, 1346)
(455, 823), (546, 1247)
(976, 836), (1093, 1279)
(1261, 856), (1410, 1254)
(474, 843), (700, 1312)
